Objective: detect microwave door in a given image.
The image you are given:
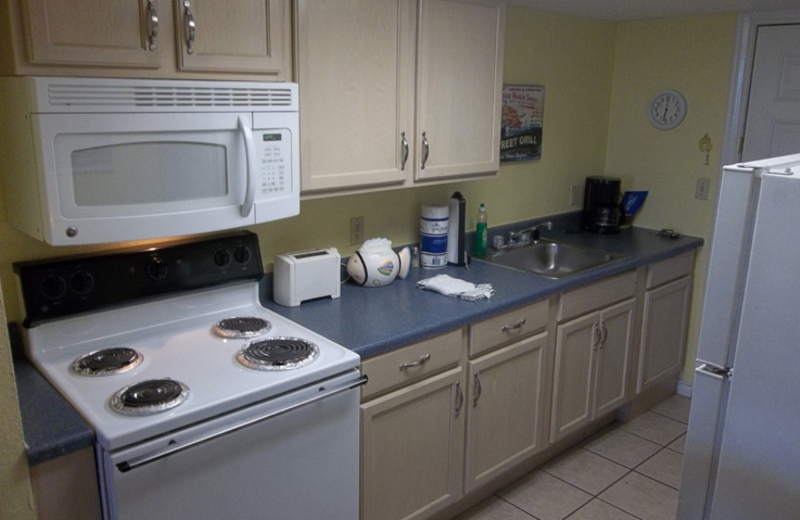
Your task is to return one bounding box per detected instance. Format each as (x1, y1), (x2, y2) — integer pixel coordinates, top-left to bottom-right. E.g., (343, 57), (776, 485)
(33, 112), (255, 245)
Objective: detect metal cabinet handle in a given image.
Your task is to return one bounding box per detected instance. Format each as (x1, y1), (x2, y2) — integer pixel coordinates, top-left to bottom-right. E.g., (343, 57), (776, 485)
(421, 132), (429, 170)
(454, 381), (464, 417)
(146, 0), (158, 51)
(183, 0), (196, 55)
(592, 322), (600, 351)
(472, 372), (482, 407)
(401, 132), (409, 171)
(399, 354), (431, 370)
(598, 322), (608, 349)
(502, 318), (526, 333)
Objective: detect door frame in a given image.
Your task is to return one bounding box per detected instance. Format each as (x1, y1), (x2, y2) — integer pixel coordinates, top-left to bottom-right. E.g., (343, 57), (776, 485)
(721, 9), (800, 166)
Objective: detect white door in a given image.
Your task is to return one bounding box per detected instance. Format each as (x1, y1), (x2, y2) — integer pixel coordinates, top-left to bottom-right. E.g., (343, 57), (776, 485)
(742, 24), (800, 161)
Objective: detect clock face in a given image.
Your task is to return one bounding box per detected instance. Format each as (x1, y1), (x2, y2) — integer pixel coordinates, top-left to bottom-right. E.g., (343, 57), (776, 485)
(648, 90), (687, 129)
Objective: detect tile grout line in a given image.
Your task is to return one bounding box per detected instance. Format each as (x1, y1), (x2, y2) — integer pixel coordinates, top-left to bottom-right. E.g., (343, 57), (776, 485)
(493, 494), (542, 520)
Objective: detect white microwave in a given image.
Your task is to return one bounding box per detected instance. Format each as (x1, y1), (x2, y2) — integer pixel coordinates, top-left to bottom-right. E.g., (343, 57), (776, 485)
(0, 76), (299, 246)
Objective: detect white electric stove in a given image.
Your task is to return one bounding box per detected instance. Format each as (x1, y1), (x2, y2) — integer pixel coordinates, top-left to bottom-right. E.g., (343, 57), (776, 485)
(16, 232), (363, 520)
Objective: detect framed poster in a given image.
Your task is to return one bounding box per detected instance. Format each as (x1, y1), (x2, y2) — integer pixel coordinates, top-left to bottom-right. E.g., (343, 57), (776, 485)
(500, 85), (544, 162)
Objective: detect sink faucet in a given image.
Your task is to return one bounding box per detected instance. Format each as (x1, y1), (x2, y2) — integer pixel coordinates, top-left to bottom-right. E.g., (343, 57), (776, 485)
(508, 221), (553, 245)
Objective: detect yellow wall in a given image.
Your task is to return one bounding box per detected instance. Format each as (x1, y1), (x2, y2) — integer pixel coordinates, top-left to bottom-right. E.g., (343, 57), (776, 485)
(604, 13), (738, 382)
(0, 7), (737, 513)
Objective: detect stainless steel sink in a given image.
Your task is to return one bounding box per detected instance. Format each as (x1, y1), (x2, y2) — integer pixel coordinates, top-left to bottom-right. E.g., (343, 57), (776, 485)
(481, 239), (625, 279)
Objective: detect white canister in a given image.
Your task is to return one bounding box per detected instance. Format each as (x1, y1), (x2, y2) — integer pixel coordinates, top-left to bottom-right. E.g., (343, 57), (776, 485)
(420, 204), (449, 268)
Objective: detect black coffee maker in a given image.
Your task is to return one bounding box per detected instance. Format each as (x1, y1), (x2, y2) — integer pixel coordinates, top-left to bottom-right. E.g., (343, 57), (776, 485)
(582, 176), (621, 234)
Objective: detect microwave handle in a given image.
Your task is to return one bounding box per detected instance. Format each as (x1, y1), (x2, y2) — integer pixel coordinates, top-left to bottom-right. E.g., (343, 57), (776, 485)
(238, 117), (257, 218)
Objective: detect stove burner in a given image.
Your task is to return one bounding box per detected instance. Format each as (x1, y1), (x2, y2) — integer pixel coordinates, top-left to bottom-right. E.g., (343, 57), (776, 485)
(237, 337), (320, 371)
(212, 316), (271, 339)
(109, 379), (189, 415)
(71, 348), (143, 377)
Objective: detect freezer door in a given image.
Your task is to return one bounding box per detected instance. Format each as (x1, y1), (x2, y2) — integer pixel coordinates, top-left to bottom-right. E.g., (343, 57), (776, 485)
(707, 172), (800, 520)
(677, 365), (728, 520)
(696, 166), (756, 368)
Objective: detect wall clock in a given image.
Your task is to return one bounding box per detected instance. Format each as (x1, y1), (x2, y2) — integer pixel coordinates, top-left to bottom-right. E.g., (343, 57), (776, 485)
(648, 89), (687, 130)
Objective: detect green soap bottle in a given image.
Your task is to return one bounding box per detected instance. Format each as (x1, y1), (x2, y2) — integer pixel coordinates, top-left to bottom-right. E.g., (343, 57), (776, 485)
(474, 203), (488, 258)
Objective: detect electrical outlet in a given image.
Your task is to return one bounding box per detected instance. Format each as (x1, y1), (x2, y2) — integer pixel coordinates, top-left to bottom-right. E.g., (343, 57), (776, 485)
(570, 185), (580, 206)
(350, 216), (364, 245)
(695, 177), (711, 201)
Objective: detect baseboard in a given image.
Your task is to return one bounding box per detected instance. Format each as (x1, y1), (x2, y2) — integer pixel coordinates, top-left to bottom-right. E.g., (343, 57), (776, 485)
(676, 379), (692, 398)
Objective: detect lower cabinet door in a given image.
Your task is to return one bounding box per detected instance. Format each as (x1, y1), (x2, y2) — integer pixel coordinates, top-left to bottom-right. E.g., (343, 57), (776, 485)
(594, 299), (635, 416)
(639, 277), (691, 391)
(465, 332), (547, 492)
(360, 368), (465, 520)
(550, 312), (598, 442)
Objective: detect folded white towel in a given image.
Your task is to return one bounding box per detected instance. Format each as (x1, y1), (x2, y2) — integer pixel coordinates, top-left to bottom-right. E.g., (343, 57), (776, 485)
(417, 274), (494, 302)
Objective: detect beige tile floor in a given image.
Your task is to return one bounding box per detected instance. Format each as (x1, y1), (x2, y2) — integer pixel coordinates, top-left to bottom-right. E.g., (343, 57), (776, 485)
(454, 394), (690, 520)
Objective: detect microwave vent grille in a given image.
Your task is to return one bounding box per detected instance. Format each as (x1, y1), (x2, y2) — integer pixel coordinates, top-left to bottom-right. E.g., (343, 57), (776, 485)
(44, 84), (294, 110)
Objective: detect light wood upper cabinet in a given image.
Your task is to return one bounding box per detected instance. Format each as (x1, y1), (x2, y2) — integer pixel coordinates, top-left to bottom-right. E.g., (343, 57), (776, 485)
(22, 0), (160, 68)
(6, 0), (291, 79)
(295, 0), (415, 192)
(295, 0), (505, 194)
(174, 0), (289, 74)
(415, 0), (504, 181)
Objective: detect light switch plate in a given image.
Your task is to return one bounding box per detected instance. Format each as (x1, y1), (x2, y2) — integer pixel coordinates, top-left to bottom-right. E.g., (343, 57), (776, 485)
(695, 177), (710, 200)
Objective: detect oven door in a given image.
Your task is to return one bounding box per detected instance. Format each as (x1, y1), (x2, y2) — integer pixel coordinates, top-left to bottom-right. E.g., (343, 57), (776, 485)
(99, 371), (364, 520)
(33, 112), (256, 245)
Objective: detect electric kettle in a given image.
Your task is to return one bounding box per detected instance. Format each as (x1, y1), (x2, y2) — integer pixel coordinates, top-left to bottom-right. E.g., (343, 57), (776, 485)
(347, 238), (411, 287)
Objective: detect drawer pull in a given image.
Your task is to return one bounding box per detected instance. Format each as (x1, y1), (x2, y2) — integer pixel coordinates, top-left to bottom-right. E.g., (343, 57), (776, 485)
(502, 319), (527, 333)
(399, 354), (431, 370)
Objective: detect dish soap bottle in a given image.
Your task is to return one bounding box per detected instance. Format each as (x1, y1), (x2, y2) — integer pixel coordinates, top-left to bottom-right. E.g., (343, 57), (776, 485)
(474, 203), (488, 258)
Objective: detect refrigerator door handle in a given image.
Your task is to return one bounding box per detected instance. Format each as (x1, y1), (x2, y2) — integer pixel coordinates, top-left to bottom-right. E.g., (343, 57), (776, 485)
(699, 363), (733, 379)
(677, 365), (729, 520)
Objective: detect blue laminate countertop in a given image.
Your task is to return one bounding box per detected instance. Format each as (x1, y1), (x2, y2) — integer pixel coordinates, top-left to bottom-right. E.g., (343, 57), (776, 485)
(261, 223), (704, 359)
(15, 220), (702, 465)
(13, 358), (95, 465)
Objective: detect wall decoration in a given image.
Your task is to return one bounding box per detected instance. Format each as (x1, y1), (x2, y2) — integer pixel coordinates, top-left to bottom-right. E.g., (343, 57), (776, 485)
(648, 89), (688, 130)
(500, 85), (544, 162)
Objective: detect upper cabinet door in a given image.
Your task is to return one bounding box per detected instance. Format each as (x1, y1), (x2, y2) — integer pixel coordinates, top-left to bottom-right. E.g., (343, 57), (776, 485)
(174, 0), (290, 74)
(296, 0), (415, 193)
(23, 0), (161, 68)
(415, 0), (505, 181)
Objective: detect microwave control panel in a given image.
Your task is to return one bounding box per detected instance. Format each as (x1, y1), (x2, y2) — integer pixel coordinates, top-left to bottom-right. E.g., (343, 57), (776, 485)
(255, 129), (291, 198)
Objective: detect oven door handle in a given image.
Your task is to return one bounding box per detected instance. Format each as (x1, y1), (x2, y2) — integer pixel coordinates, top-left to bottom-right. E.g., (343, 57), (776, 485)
(238, 116), (257, 218)
(116, 374), (368, 473)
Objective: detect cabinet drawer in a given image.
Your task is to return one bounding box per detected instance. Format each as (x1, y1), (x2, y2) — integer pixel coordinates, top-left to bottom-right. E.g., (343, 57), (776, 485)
(469, 300), (549, 357)
(646, 251), (695, 289)
(558, 270), (637, 322)
(361, 328), (463, 401)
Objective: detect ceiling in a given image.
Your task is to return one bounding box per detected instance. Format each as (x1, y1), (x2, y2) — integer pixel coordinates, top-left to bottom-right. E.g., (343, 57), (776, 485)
(508, 0), (800, 21)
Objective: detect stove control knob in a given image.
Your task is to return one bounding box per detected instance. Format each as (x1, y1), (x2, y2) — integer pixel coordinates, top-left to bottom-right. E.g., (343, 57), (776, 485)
(214, 249), (231, 268)
(145, 257), (168, 281)
(234, 246), (251, 265)
(70, 271), (94, 295)
(41, 274), (67, 300)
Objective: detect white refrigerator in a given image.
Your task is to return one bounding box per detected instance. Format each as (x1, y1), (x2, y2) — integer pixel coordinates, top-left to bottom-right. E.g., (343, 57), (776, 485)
(678, 153), (800, 519)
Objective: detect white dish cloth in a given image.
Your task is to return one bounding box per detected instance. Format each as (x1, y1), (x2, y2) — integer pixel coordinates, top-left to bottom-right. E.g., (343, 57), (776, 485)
(417, 274), (494, 302)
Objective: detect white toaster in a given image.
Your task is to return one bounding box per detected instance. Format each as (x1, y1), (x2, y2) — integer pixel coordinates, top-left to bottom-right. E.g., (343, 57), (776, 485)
(273, 248), (341, 307)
